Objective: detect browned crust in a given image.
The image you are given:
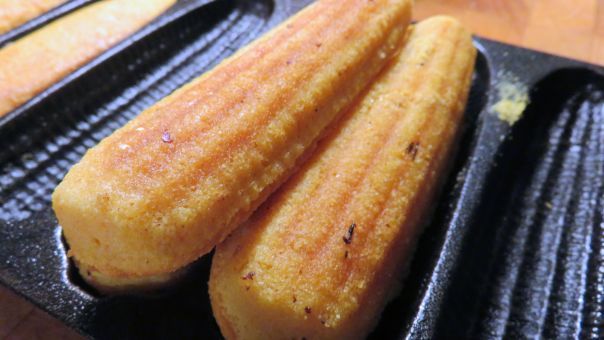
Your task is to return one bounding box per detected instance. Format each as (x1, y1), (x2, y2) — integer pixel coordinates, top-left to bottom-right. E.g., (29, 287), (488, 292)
(52, 0), (412, 291)
(209, 16), (476, 339)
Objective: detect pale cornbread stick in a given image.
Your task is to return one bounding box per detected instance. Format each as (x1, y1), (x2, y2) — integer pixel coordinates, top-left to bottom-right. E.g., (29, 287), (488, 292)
(0, 0), (67, 34)
(0, 0), (176, 117)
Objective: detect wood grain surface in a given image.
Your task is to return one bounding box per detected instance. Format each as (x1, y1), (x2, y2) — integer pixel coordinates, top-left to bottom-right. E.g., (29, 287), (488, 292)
(415, 0), (604, 65)
(0, 0), (602, 339)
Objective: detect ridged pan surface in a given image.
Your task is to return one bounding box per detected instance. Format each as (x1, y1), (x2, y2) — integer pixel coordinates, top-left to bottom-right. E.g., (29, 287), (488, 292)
(0, 0), (602, 339)
(396, 42), (604, 340)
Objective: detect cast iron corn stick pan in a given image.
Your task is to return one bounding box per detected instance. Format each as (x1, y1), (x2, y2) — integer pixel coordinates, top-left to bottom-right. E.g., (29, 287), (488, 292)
(0, 0), (603, 338)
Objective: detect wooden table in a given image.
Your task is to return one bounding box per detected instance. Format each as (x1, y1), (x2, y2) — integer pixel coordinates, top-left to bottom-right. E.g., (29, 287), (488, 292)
(0, 286), (81, 339)
(415, 0), (604, 65)
(1, 1), (602, 339)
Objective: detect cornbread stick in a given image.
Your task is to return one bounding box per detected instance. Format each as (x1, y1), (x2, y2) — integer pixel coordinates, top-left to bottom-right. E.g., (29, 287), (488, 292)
(210, 16), (476, 340)
(0, 0), (67, 34)
(52, 0), (413, 293)
(0, 0), (176, 117)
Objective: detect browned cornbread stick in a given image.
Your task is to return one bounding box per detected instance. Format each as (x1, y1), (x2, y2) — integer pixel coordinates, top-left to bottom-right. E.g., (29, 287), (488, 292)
(209, 16), (476, 339)
(0, 0), (176, 117)
(52, 0), (412, 293)
(0, 0), (68, 34)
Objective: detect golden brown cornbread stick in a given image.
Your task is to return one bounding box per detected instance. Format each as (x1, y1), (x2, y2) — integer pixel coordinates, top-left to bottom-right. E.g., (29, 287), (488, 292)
(0, 0), (176, 117)
(209, 16), (477, 340)
(52, 0), (413, 293)
(0, 0), (67, 34)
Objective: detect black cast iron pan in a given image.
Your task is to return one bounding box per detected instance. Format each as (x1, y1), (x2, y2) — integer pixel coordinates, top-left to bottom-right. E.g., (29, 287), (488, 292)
(0, 0), (602, 338)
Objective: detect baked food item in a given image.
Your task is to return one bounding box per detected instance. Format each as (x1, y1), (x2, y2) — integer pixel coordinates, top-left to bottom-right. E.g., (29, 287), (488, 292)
(0, 0), (176, 117)
(52, 0), (412, 293)
(0, 0), (67, 34)
(209, 16), (476, 339)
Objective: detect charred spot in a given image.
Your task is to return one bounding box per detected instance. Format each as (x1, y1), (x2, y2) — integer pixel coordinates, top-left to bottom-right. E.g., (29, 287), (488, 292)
(245, 286), (250, 291)
(343, 222), (356, 244)
(305, 306), (312, 314)
(315, 42), (322, 48)
(242, 271), (255, 280)
(406, 141), (420, 160)
(320, 319), (326, 325)
(314, 107), (319, 113)
(344, 250), (349, 259)
(292, 294), (297, 303)
(161, 131), (173, 143)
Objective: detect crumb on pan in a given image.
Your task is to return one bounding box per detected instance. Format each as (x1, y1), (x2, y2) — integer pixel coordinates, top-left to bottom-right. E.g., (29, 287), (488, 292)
(492, 72), (530, 126)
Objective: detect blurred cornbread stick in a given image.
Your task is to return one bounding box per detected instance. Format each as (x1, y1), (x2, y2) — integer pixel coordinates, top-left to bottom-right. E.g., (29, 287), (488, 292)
(0, 0), (176, 117)
(52, 0), (413, 293)
(0, 0), (67, 34)
(210, 16), (476, 340)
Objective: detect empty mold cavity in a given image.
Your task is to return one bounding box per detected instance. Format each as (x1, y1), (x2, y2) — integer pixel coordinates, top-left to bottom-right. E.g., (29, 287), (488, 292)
(429, 68), (604, 339)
